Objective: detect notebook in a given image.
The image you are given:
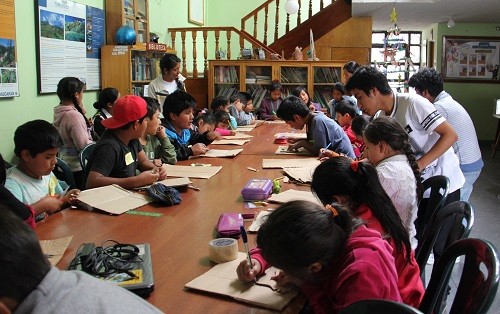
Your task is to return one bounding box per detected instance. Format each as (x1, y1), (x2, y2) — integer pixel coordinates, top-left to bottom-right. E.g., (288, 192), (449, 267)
(69, 243), (155, 297)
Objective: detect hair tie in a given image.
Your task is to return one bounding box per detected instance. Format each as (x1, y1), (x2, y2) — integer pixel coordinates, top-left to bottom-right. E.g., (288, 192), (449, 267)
(198, 109), (207, 116)
(325, 204), (339, 217)
(350, 160), (359, 172)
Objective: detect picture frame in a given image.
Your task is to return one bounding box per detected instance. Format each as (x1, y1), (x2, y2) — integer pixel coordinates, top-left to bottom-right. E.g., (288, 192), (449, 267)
(188, 0), (204, 26)
(442, 36), (500, 83)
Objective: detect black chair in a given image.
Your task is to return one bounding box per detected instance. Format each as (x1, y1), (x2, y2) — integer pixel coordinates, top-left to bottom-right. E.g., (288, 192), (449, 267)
(79, 143), (96, 170)
(340, 299), (423, 314)
(419, 238), (499, 314)
(415, 201), (474, 274)
(53, 157), (77, 190)
(415, 175), (450, 242)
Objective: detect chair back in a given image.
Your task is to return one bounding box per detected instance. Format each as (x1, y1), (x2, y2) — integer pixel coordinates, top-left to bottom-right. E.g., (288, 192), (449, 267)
(415, 201), (474, 273)
(53, 157), (77, 189)
(415, 175), (450, 241)
(79, 143), (96, 170)
(340, 299), (423, 314)
(419, 238), (500, 314)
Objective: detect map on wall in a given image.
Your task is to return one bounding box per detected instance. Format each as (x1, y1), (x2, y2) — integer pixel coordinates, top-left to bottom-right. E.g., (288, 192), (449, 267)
(36, 0), (104, 93)
(0, 0), (19, 97)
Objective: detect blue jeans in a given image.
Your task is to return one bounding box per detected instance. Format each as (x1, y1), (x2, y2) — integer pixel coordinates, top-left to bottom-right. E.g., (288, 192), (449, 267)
(460, 169), (482, 201)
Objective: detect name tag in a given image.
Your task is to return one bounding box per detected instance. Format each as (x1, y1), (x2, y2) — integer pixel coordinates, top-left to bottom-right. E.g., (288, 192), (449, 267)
(125, 152), (134, 165)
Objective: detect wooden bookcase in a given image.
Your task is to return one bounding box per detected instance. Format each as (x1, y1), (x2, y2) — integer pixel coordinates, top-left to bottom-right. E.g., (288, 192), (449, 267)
(101, 44), (176, 97)
(105, 0), (150, 45)
(208, 60), (345, 109)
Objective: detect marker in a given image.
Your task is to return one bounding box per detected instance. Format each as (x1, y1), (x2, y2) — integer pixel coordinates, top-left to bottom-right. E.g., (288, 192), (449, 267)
(319, 142), (332, 158)
(246, 166), (258, 172)
(239, 224), (256, 283)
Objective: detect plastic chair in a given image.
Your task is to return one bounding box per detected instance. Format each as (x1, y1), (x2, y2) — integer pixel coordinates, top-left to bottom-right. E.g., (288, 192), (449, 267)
(53, 157), (77, 189)
(419, 238), (500, 314)
(340, 299), (423, 314)
(415, 201), (474, 274)
(415, 175), (450, 242)
(79, 143), (96, 170)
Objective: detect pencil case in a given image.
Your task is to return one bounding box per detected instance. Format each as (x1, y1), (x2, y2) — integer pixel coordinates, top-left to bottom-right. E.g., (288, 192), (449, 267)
(216, 213), (244, 238)
(241, 179), (273, 201)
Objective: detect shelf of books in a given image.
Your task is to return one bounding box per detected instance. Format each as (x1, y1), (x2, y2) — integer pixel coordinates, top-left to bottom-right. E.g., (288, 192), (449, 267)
(245, 65), (272, 109)
(213, 65), (240, 99)
(312, 65), (342, 108)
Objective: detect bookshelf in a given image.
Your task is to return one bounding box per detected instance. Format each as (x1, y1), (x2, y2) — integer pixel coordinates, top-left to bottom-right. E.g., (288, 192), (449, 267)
(101, 44), (176, 97)
(208, 60), (345, 109)
(106, 0), (150, 45)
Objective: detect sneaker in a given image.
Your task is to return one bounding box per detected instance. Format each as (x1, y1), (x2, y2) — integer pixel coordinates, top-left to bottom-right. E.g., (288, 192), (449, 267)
(427, 253), (435, 265)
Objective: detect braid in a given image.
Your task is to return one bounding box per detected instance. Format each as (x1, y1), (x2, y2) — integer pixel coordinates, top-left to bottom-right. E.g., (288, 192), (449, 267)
(402, 139), (423, 201)
(73, 97), (91, 128)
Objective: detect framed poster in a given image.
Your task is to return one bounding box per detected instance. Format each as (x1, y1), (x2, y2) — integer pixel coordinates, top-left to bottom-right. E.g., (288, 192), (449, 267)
(0, 0), (19, 97)
(188, 0), (204, 26)
(442, 36), (500, 83)
(35, 0), (105, 93)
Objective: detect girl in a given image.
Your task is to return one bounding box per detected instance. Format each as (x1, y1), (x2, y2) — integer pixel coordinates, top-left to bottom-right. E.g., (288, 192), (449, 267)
(237, 200), (401, 313)
(311, 157), (424, 307)
(92, 87), (119, 138)
(53, 77), (93, 189)
(363, 116), (423, 249)
(292, 86), (321, 112)
(259, 80), (282, 121)
(343, 60), (360, 82)
(139, 97), (177, 166)
(193, 112), (216, 134)
(213, 110), (235, 136)
(326, 82), (346, 118)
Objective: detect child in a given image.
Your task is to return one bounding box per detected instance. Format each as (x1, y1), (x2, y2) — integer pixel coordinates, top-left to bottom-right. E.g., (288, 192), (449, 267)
(343, 60), (360, 82)
(326, 82), (346, 117)
(238, 92), (257, 125)
(92, 87), (120, 138)
(335, 99), (364, 158)
(276, 96), (355, 158)
(228, 93), (249, 126)
(5, 120), (79, 221)
(213, 110), (236, 136)
(139, 97), (177, 166)
(210, 95), (237, 130)
(364, 116), (423, 249)
(236, 200), (401, 313)
(259, 80), (282, 121)
(163, 91), (219, 160)
(193, 112), (217, 134)
(292, 86), (321, 112)
(351, 114), (370, 158)
(311, 157), (424, 307)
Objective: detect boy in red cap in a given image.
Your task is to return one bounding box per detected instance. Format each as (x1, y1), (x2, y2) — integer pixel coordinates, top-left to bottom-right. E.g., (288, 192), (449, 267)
(86, 95), (166, 189)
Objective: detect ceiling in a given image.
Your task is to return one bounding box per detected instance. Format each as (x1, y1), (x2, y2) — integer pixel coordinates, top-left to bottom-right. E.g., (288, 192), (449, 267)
(352, 0), (500, 32)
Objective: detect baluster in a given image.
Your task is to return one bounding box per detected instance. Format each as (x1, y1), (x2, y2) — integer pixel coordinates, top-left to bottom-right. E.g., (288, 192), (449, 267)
(286, 14), (290, 33)
(320, 0), (324, 10)
(309, 0), (313, 19)
(274, 0), (279, 42)
(253, 14), (258, 39)
(297, 0), (301, 25)
(215, 30), (220, 59)
(170, 31), (176, 53)
(192, 30), (198, 78)
(226, 30), (231, 60)
(181, 31), (187, 77)
(263, 5), (268, 45)
(203, 30), (208, 76)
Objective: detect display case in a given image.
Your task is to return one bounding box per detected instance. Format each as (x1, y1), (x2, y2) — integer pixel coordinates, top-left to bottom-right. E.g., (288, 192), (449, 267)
(105, 0), (150, 45)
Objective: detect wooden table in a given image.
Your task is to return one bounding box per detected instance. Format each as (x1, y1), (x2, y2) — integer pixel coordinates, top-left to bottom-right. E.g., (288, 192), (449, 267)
(36, 122), (310, 313)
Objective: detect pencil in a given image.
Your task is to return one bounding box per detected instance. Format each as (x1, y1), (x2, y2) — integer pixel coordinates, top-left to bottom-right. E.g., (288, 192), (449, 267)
(246, 166), (258, 172)
(319, 142), (332, 158)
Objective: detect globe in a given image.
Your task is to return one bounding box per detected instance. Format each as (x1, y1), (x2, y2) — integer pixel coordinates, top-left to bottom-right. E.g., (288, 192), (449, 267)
(115, 25), (136, 45)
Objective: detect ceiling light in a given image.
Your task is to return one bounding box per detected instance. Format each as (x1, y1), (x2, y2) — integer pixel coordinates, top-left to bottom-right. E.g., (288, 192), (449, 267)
(447, 18), (455, 28)
(284, 0), (299, 15)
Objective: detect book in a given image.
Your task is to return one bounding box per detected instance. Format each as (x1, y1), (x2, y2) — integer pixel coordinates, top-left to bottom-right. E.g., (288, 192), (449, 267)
(185, 253), (298, 311)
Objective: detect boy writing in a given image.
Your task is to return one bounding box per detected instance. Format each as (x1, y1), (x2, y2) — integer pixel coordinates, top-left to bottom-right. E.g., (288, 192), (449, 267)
(86, 95), (167, 189)
(5, 120), (79, 220)
(276, 96), (355, 158)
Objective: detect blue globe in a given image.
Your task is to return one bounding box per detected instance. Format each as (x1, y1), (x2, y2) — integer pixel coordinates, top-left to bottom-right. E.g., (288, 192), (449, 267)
(115, 25), (136, 45)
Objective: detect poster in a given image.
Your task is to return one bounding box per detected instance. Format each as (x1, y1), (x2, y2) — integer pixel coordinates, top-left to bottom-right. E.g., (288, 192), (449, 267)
(442, 36), (500, 83)
(36, 0), (104, 93)
(0, 0), (19, 97)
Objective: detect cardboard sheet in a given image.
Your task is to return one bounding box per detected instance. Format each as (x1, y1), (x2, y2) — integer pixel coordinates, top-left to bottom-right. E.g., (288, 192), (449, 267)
(39, 236), (73, 266)
(267, 189), (322, 205)
(282, 166), (317, 183)
(211, 139), (250, 145)
(157, 177), (192, 187)
(77, 184), (152, 215)
(185, 253), (297, 311)
(237, 125), (257, 132)
(274, 132), (307, 139)
(262, 158), (321, 169)
(274, 146), (312, 156)
(163, 164), (222, 179)
(202, 149), (243, 158)
(223, 133), (253, 140)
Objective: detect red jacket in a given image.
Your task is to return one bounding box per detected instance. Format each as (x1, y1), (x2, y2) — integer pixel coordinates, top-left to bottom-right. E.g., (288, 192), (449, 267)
(354, 203), (425, 307)
(250, 225), (401, 313)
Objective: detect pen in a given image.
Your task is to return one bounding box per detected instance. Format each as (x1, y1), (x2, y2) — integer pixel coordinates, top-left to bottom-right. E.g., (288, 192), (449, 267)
(58, 186), (70, 199)
(239, 224), (256, 282)
(246, 166), (258, 172)
(319, 142), (332, 158)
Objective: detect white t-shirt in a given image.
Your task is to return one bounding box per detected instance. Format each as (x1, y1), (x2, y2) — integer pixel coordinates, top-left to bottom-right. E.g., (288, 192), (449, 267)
(5, 166), (63, 205)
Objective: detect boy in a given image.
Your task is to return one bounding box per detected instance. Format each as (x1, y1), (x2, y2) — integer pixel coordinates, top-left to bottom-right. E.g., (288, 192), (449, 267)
(335, 100), (364, 158)
(5, 120), (79, 220)
(164, 90), (219, 160)
(210, 95), (237, 130)
(86, 95), (167, 189)
(0, 210), (162, 313)
(229, 93), (253, 126)
(239, 92), (257, 125)
(276, 96), (355, 158)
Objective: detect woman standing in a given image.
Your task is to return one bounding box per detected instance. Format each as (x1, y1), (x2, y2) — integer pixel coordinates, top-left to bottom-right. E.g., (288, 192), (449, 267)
(53, 77), (93, 188)
(148, 53), (186, 108)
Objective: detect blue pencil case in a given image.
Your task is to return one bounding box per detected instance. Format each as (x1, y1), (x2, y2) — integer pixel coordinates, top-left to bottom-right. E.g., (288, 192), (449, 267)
(241, 179), (273, 201)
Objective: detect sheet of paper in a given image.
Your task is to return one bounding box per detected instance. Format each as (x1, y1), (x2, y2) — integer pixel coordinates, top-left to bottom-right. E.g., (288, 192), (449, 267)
(275, 146), (312, 156)
(223, 132), (253, 139)
(248, 210), (273, 232)
(282, 166), (317, 183)
(185, 253), (297, 311)
(237, 125), (257, 132)
(211, 139), (250, 145)
(262, 158), (321, 169)
(265, 120), (285, 124)
(202, 149), (243, 158)
(77, 184), (152, 215)
(39, 236), (73, 266)
(163, 164), (222, 179)
(268, 189), (322, 205)
(274, 132), (307, 139)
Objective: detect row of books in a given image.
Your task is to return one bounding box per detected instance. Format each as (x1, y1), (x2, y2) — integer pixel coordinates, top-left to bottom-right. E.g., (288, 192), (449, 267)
(245, 74), (272, 85)
(280, 67), (308, 84)
(215, 85), (239, 98)
(214, 66), (239, 83)
(313, 67), (341, 83)
(312, 90), (333, 108)
(131, 54), (161, 81)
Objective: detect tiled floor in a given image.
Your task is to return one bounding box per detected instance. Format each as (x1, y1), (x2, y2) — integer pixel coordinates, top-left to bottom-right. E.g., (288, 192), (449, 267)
(424, 145), (500, 312)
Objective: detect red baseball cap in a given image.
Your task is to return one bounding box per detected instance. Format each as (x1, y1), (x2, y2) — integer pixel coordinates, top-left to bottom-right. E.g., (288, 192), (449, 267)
(101, 95), (147, 129)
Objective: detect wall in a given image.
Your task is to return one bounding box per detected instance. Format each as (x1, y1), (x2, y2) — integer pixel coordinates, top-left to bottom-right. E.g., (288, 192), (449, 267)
(422, 22), (500, 141)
